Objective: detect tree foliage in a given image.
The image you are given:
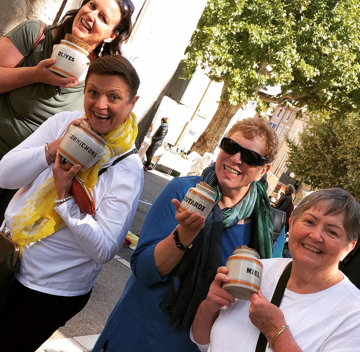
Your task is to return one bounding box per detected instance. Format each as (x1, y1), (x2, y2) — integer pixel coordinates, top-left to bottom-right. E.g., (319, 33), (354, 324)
(184, 0), (360, 154)
(287, 112), (360, 201)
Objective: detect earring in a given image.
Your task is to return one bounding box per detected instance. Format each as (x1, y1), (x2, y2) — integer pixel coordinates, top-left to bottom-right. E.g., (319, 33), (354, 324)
(98, 42), (105, 57)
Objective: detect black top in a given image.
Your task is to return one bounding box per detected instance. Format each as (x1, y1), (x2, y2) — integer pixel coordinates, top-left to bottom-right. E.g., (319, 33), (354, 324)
(151, 123), (168, 145)
(276, 193), (293, 212)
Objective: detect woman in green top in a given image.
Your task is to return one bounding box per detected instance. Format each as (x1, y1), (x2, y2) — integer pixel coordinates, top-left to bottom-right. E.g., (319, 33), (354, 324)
(0, 0), (135, 222)
(0, 0), (135, 156)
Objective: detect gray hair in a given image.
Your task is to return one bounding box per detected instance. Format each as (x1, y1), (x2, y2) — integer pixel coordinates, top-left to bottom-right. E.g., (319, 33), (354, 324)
(292, 188), (360, 242)
(287, 184), (295, 193)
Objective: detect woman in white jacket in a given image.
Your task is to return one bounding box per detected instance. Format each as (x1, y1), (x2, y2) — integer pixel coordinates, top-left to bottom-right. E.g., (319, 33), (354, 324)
(0, 54), (143, 352)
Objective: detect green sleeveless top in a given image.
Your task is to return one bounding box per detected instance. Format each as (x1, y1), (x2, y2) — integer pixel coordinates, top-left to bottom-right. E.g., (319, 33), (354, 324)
(0, 19), (85, 155)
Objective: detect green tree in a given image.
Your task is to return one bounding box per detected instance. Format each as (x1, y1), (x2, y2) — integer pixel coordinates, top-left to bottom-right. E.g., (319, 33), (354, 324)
(287, 112), (360, 201)
(184, 0), (360, 155)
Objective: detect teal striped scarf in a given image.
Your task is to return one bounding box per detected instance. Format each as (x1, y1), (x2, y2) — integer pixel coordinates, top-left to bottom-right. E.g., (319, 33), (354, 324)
(160, 163), (273, 331)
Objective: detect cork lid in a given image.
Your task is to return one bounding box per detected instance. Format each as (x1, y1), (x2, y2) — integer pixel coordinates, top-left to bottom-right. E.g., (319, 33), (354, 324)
(234, 245), (260, 259)
(64, 34), (91, 53)
(79, 123), (107, 147)
(236, 245), (257, 252)
(199, 182), (214, 192)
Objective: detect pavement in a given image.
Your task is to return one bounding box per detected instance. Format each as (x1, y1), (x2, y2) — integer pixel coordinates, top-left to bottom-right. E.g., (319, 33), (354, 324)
(35, 168), (173, 352)
(35, 253), (132, 352)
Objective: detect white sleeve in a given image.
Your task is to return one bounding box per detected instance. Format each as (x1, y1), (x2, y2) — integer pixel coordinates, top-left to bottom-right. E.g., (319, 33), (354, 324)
(55, 155), (144, 264)
(0, 111), (71, 189)
(190, 326), (211, 352)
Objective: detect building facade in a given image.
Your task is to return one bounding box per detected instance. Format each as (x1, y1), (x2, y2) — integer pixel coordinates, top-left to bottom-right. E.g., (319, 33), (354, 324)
(267, 104), (311, 206)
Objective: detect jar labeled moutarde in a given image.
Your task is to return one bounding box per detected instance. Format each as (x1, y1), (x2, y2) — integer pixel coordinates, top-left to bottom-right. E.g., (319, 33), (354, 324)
(222, 246), (263, 300)
(179, 182), (215, 219)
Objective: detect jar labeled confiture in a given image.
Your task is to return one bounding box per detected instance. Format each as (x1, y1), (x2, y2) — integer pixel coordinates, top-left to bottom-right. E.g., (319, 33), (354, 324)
(222, 246), (263, 300)
(179, 182), (215, 219)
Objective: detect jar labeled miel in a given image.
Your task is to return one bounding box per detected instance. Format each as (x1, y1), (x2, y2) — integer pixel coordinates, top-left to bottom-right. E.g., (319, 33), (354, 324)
(222, 246), (263, 300)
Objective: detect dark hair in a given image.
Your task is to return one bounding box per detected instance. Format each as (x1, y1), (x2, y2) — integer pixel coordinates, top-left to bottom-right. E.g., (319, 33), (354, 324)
(292, 188), (360, 242)
(53, 0), (133, 56)
(85, 54), (140, 100)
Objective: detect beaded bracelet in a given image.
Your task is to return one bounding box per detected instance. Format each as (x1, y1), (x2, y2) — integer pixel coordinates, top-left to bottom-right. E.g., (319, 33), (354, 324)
(45, 143), (55, 163)
(173, 227), (193, 251)
(54, 196), (74, 205)
(269, 325), (289, 348)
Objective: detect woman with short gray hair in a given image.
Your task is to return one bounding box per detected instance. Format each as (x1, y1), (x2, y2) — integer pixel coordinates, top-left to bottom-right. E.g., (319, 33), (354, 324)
(291, 188), (360, 242)
(192, 188), (360, 352)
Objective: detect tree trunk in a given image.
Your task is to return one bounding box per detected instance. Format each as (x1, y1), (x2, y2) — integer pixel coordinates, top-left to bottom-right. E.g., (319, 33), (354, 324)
(191, 84), (244, 156)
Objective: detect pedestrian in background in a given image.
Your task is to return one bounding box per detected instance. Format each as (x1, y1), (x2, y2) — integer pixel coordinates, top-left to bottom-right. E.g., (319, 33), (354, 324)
(276, 184), (295, 211)
(276, 184), (295, 232)
(144, 117), (169, 170)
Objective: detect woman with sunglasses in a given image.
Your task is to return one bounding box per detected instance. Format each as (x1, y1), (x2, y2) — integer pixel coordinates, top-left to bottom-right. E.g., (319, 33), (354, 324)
(92, 118), (278, 352)
(0, 0), (134, 222)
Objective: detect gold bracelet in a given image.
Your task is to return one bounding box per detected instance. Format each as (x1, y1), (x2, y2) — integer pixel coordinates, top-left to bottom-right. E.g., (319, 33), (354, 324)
(269, 325), (289, 348)
(45, 143), (55, 163)
(54, 196), (74, 204)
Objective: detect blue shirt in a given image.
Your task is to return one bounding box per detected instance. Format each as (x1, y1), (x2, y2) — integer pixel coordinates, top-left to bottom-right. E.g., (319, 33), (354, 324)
(93, 176), (273, 352)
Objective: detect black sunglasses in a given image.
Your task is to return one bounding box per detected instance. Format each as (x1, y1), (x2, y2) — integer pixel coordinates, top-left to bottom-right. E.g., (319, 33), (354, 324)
(123, 0), (135, 15)
(220, 137), (268, 166)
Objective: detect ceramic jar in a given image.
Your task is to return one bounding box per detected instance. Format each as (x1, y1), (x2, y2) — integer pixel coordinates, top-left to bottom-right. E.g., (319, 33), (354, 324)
(49, 40), (90, 81)
(222, 246), (263, 300)
(58, 123), (107, 171)
(179, 182), (215, 219)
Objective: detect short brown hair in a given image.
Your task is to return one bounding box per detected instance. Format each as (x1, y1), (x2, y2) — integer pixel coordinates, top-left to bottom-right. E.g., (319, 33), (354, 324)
(85, 54), (140, 101)
(226, 118), (278, 162)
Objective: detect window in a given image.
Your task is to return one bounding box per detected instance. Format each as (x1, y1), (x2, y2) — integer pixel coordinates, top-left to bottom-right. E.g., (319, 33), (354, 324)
(292, 126), (300, 140)
(276, 108), (282, 119)
(277, 124), (284, 136)
(279, 126), (290, 142)
(284, 110), (292, 122)
(269, 121), (278, 130)
(274, 154), (287, 175)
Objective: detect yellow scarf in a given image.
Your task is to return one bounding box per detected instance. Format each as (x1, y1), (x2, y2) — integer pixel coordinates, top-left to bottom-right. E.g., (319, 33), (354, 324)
(11, 112), (138, 252)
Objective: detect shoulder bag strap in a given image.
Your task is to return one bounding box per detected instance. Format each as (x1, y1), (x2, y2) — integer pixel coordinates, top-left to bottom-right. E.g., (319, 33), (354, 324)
(98, 149), (138, 177)
(255, 262), (292, 352)
(30, 21), (48, 54)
